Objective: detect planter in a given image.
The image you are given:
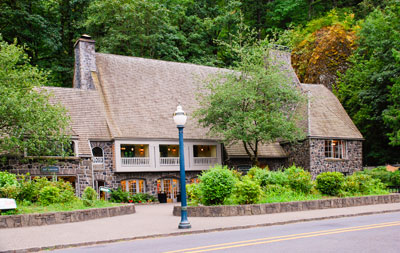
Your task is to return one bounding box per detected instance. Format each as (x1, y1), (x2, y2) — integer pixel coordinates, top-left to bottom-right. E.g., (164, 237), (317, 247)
(158, 193), (167, 203)
(173, 194), (400, 217)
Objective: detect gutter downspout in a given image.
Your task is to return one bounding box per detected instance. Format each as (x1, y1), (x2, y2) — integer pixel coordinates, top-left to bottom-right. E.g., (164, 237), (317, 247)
(88, 140), (95, 188)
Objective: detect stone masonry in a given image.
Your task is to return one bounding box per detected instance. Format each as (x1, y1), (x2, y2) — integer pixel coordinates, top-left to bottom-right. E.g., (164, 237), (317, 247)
(283, 138), (362, 178)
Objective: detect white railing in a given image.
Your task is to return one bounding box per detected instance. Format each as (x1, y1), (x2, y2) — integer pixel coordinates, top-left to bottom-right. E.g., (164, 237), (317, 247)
(160, 157), (180, 166)
(194, 157), (218, 166)
(121, 157), (150, 167)
(93, 157), (104, 164)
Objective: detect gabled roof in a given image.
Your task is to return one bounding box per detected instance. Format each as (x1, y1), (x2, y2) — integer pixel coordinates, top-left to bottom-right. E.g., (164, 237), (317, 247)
(225, 143), (288, 158)
(95, 53), (225, 140)
(46, 87), (111, 155)
(46, 49), (362, 158)
(302, 83), (363, 140)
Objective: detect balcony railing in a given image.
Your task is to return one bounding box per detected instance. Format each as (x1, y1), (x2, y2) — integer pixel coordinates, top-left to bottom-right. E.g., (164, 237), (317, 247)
(121, 157), (150, 167)
(193, 157), (218, 166)
(93, 157), (104, 164)
(160, 157), (180, 166)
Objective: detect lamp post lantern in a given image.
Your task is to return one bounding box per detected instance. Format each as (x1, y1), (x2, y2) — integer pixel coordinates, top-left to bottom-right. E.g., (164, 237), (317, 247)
(173, 105), (191, 229)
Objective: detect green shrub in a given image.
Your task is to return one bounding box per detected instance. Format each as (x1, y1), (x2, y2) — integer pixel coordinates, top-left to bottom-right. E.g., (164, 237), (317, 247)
(234, 176), (262, 204)
(130, 193), (155, 203)
(186, 183), (202, 205)
(199, 165), (237, 205)
(285, 165), (313, 193)
(358, 167), (392, 185)
(265, 171), (289, 186)
(82, 187), (98, 206)
(391, 170), (400, 186)
(110, 188), (129, 203)
(0, 171), (18, 187)
(341, 174), (388, 196)
(248, 167), (269, 187)
(0, 185), (20, 199)
(39, 186), (61, 206)
(56, 180), (76, 203)
(316, 172), (344, 196)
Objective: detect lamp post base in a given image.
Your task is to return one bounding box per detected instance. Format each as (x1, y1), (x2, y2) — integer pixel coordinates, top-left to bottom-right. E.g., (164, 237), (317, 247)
(178, 220), (191, 229)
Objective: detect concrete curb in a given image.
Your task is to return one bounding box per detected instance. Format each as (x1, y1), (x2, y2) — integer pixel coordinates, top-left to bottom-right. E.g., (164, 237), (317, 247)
(5, 208), (400, 253)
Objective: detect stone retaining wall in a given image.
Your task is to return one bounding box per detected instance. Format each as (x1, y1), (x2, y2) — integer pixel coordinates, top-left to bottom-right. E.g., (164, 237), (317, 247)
(173, 194), (400, 217)
(0, 204), (135, 229)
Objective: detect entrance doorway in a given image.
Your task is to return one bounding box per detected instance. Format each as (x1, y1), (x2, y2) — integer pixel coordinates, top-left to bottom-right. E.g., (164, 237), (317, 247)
(95, 180), (105, 200)
(157, 178), (179, 203)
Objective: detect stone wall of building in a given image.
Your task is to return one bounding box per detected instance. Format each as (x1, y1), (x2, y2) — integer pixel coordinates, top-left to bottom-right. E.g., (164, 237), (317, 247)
(282, 140), (311, 170)
(90, 141), (118, 189)
(309, 139), (362, 177)
(1, 157), (93, 196)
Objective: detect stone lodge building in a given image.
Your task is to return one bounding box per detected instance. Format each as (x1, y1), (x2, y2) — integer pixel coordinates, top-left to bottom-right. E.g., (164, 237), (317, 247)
(2, 35), (363, 202)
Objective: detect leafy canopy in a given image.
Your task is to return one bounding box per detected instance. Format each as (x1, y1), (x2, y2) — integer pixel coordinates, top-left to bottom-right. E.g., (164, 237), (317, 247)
(0, 39), (70, 157)
(195, 38), (306, 165)
(337, 2), (400, 164)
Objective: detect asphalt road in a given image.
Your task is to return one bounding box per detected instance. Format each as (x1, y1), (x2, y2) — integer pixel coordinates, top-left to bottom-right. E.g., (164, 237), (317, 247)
(54, 212), (400, 253)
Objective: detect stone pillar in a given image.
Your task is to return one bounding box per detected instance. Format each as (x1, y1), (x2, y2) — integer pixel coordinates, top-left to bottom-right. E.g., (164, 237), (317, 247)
(73, 34), (96, 90)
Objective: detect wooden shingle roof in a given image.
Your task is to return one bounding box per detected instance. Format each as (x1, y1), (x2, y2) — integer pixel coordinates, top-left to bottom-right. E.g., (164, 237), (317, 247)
(46, 51), (362, 157)
(46, 87), (111, 155)
(302, 83), (363, 140)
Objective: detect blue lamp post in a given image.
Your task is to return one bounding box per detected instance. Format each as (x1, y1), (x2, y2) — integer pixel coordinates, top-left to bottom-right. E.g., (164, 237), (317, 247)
(173, 105), (191, 229)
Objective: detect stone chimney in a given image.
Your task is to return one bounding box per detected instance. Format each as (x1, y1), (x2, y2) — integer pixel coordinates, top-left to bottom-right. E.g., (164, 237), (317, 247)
(73, 34), (96, 90)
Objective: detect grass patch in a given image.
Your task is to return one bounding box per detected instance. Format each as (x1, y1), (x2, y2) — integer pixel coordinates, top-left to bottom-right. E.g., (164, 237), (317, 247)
(3, 200), (123, 215)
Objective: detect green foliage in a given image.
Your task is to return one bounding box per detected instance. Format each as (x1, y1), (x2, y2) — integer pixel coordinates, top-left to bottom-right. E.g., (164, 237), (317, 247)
(262, 184), (322, 203)
(129, 193), (155, 203)
(341, 173), (388, 196)
(199, 165), (237, 205)
(82, 187), (98, 207)
(248, 167), (289, 188)
(0, 39), (71, 156)
(358, 167), (400, 187)
(195, 40), (306, 166)
(0, 171), (18, 187)
(234, 176), (262, 204)
(337, 2), (400, 164)
(316, 172), (345, 196)
(186, 183), (202, 205)
(110, 188), (129, 203)
(0, 185), (20, 199)
(285, 165), (313, 193)
(38, 186), (61, 206)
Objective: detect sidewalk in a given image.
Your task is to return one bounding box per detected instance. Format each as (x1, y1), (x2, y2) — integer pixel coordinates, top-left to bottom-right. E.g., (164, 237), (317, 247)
(1, 203), (400, 252)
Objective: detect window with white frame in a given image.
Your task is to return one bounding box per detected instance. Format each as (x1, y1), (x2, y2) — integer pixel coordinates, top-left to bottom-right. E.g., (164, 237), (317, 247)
(121, 179), (146, 194)
(324, 140), (346, 159)
(92, 147), (104, 164)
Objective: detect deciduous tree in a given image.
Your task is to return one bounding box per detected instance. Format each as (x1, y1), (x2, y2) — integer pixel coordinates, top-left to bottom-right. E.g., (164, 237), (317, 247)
(0, 39), (70, 157)
(195, 40), (306, 166)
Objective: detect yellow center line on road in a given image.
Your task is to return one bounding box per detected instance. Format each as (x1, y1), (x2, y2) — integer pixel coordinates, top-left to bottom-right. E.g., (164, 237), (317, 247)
(164, 221), (400, 253)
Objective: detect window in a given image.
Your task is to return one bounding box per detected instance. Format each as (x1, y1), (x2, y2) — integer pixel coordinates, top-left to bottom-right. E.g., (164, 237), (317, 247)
(193, 145), (218, 165)
(159, 145), (179, 157)
(159, 145), (179, 166)
(92, 147), (104, 164)
(121, 179), (146, 194)
(121, 144), (149, 157)
(193, 145), (217, 157)
(325, 140), (346, 159)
